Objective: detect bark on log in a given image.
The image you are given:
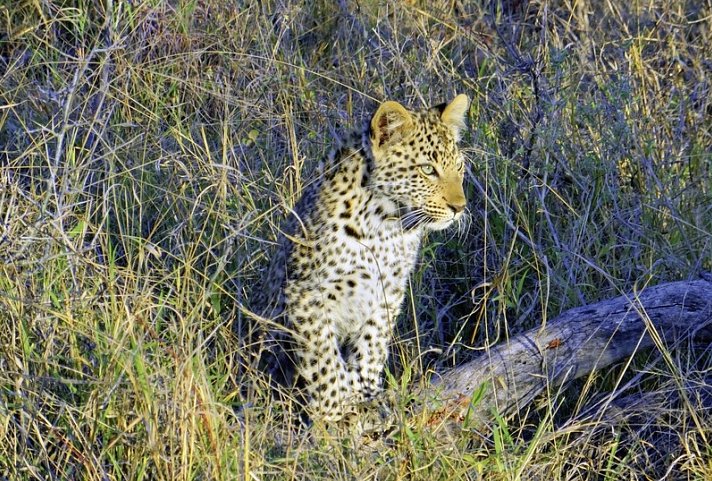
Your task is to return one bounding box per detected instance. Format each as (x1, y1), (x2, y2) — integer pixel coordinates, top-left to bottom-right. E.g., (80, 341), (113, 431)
(419, 279), (712, 428)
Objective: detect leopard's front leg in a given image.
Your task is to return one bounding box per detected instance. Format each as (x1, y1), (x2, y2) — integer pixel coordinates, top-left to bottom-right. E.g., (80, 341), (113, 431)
(287, 294), (354, 422)
(347, 307), (397, 402)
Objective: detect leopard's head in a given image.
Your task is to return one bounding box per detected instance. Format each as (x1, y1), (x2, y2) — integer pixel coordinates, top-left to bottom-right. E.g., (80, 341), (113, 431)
(368, 94), (469, 231)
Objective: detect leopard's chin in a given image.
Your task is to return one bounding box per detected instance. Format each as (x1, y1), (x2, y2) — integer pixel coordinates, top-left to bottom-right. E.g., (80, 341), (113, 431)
(426, 218), (456, 231)
(425, 211), (463, 231)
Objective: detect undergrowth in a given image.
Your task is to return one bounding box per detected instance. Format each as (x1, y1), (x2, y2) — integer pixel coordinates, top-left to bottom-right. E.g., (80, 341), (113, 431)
(1, 0), (710, 479)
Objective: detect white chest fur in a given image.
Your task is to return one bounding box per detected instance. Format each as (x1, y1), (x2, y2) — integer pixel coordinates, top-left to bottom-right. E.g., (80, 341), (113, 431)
(319, 215), (422, 341)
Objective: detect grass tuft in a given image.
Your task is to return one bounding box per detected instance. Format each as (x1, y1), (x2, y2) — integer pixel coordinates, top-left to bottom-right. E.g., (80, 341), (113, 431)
(1, 0), (710, 479)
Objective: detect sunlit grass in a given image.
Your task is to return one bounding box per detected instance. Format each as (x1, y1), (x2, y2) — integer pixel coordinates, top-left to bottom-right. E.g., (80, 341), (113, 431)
(1, 0), (710, 479)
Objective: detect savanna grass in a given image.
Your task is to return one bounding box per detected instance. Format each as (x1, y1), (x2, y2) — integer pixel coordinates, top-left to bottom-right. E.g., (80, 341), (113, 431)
(1, 0), (710, 479)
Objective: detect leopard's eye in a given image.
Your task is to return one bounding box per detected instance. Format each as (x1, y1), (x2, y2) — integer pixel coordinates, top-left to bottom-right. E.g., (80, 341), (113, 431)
(456, 160), (465, 172)
(420, 164), (437, 177)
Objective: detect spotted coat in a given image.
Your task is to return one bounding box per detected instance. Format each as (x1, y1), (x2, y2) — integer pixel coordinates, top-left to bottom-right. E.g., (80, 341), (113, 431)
(257, 94), (470, 421)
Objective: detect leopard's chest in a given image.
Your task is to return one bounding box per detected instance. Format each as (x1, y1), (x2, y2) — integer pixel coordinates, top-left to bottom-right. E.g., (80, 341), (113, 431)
(284, 169), (424, 339)
(341, 222), (419, 279)
(307, 203), (422, 338)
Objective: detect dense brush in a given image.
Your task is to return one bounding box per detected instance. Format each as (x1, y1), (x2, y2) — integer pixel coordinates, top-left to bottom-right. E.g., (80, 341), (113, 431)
(0, 1), (710, 479)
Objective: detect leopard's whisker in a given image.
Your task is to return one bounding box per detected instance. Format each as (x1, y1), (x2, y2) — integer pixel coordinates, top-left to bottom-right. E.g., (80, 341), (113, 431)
(457, 209), (473, 240)
(400, 209), (431, 229)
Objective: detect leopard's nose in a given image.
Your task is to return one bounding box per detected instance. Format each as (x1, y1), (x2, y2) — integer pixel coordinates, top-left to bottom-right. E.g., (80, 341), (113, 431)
(445, 184), (467, 215)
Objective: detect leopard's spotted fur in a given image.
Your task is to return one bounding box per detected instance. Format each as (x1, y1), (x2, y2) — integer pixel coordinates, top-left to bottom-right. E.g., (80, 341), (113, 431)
(256, 95), (469, 421)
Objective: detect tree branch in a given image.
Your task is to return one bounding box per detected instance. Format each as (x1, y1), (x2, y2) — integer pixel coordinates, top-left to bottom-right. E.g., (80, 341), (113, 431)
(418, 279), (712, 428)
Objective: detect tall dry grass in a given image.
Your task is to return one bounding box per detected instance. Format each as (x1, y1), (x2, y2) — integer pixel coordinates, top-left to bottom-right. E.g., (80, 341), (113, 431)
(1, 0), (710, 479)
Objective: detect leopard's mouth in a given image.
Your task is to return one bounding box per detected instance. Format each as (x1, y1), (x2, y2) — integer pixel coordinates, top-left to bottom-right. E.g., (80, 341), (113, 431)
(425, 215), (458, 231)
(423, 204), (465, 230)
(399, 206), (459, 231)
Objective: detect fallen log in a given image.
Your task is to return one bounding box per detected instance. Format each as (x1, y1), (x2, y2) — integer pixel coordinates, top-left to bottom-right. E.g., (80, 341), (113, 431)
(418, 278), (712, 429)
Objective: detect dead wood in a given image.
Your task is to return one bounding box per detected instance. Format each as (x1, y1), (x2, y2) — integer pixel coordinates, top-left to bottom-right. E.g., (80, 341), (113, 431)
(418, 278), (712, 429)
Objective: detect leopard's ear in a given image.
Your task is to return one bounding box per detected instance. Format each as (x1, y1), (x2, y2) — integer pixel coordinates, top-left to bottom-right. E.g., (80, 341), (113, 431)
(440, 94), (469, 141)
(370, 100), (413, 149)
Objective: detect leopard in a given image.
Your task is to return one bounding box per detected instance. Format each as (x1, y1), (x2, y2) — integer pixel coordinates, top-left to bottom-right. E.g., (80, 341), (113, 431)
(255, 94), (470, 423)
